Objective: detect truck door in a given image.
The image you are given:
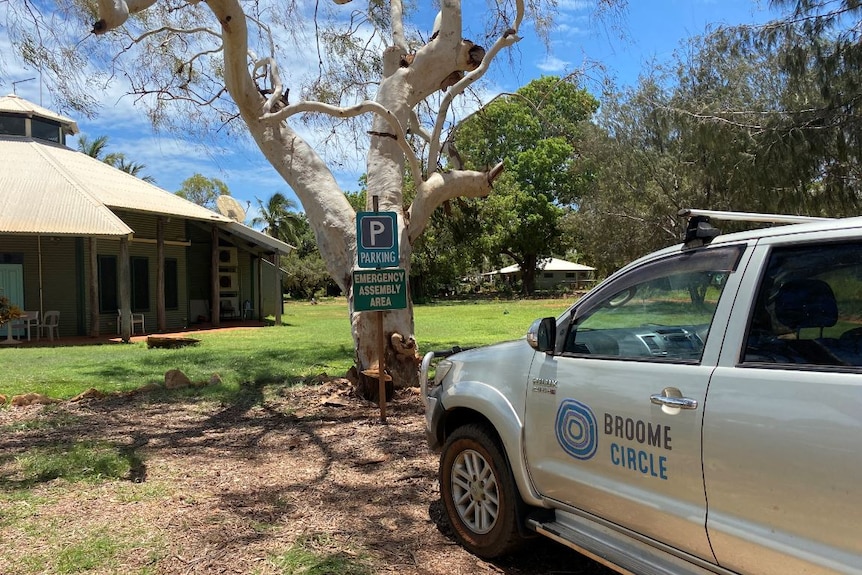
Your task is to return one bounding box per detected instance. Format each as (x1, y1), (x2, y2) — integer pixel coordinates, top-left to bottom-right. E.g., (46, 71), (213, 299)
(705, 239), (862, 575)
(525, 245), (746, 561)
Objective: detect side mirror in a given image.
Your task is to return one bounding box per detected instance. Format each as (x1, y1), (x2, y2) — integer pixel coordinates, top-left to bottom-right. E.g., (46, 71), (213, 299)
(527, 317), (557, 353)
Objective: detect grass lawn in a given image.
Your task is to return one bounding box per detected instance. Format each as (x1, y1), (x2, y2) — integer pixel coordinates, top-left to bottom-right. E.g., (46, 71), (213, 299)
(0, 297), (574, 401)
(0, 295), (604, 575)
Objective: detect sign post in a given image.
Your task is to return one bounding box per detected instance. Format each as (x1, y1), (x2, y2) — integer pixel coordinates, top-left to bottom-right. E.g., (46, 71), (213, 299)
(355, 198), (406, 421)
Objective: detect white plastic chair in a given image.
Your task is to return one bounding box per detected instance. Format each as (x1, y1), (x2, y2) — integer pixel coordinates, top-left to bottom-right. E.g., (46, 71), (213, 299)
(117, 309), (145, 335)
(39, 311), (60, 341)
(242, 299), (254, 319)
(13, 311), (39, 341)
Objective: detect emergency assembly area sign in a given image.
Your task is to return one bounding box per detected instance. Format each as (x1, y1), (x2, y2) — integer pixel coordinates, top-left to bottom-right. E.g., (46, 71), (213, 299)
(356, 211), (399, 268)
(353, 269), (408, 311)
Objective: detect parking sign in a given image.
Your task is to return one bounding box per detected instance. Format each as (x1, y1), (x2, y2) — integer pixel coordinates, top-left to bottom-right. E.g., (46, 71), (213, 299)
(356, 211), (399, 268)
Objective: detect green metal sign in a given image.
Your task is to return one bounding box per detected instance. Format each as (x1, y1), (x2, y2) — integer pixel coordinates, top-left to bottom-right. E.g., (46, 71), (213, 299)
(353, 268), (407, 311)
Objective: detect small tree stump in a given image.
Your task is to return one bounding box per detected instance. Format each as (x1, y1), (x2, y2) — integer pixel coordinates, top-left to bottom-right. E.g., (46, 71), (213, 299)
(146, 336), (201, 349)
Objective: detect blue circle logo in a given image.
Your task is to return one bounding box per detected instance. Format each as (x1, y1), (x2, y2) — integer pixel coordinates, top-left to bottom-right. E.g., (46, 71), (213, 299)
(555, 399), (598, 460)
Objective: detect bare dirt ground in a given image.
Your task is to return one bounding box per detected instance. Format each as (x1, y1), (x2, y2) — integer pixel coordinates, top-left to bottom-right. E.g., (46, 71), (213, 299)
(0, 381), (616, 575)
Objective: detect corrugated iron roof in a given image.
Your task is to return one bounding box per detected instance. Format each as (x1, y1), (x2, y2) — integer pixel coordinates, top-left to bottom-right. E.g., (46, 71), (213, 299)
(0, 95), (294, 254)
(225, 221), (296, 254)
(0, 136), (231, 234)
(0, 137), (132, 236)
(50, 144), (232, 223)
(493, 257), (595, 275)
(0, 136), (295, 254)
(0, 93), (79, 134)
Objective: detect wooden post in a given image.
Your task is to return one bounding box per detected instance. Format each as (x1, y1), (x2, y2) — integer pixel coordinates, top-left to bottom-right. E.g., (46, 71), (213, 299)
(257, 254), (263, 321)
(119, 236), (131, 342)
(211, 225), (220, 327)
(156, 216), (166, 332)
(377, 310), (386, 422)
(274, 249), (282, 326)
(88, 237), (99, 337)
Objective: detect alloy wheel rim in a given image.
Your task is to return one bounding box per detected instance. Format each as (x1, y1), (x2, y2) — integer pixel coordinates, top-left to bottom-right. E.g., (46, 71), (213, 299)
(450, 448), (500, 534)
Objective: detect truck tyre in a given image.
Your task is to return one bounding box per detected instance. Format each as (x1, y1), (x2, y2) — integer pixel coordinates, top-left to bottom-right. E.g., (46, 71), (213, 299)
(439, 423), (526, 558)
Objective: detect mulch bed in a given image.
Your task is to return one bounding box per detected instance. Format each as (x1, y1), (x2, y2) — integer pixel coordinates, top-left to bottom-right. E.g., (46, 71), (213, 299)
(0, 381), (613, 574)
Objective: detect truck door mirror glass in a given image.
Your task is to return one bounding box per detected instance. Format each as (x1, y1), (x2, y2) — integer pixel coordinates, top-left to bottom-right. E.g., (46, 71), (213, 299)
(528, 317), (557, 352)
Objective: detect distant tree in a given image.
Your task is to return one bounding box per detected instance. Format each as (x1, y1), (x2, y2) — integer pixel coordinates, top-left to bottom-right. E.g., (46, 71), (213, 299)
(282, 251), (338, 299)
(77, 133), (156, 183)
(409, 200), (484, 300)
(279, 212), (340, 298)
(176, 174), (229, 210)
(77, 134), (111, 159)
(710, 0), (862, 213)
(454, 76), (599, 294)
(251, 193), (303, 246)
(573, 8), (862, 278)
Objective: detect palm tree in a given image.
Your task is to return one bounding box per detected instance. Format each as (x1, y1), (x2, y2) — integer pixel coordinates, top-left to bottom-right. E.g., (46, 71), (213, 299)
(76, 134), (156, 183)
(112, 156), (157, 183)
(77, 134), (111, 159)
(251, 193), (303, 246)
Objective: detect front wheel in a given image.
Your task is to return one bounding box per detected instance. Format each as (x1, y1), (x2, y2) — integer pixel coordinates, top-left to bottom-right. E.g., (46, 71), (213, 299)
(439, 424), (526, 558)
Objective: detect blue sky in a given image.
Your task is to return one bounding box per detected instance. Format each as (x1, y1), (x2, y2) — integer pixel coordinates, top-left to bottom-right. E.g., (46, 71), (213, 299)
(3, 0), (776, 225)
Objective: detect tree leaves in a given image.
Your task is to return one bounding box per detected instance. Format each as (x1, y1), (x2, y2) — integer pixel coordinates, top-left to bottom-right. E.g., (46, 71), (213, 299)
(447, 75), (597, 294)
(175, 173), (230, 210)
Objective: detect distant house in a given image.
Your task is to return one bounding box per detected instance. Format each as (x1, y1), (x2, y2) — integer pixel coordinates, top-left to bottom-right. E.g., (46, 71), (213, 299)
(489, 257), (595, 290)
(0, 94), (293, 340)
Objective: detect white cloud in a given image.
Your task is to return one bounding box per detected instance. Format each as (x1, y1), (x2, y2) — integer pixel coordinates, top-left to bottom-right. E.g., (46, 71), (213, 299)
(537, 55), (571, 73)
(556, 0), (595, 12)
(555, 22), (591, 37)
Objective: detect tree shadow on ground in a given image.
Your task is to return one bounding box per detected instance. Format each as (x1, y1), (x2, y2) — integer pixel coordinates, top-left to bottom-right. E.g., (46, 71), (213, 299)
(0, 382), (616, 574)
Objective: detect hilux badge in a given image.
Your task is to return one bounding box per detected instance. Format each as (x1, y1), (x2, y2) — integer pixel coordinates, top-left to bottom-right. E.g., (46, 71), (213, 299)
(532, 378), (558, 394)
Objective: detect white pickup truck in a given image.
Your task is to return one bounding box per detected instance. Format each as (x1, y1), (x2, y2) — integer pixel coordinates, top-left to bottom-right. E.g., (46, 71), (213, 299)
(421, 211), (862, 575)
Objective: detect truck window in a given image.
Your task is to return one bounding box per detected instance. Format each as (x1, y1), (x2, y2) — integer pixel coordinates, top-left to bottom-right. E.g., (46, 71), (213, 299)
(564, 246), (742, 361)
(743, 242), (862, 369)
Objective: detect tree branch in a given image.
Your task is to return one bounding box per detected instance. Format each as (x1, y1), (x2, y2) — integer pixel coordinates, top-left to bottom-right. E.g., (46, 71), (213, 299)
(390, 0), (408, 52)
(407, 162), (504, 242)
(93, 0), (159, 34)
(129, 25), (222, 45)
(409, 110), (432, 144)
(262, 100), (422, 185)
(246, 15), (286, 114)
(427, 0), (524, 169)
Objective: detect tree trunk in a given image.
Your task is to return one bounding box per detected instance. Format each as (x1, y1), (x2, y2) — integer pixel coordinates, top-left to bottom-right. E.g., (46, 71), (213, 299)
(522, 254), (538, 296)
(161, 0), (501, 395)
(349, 48), (420, 392)
(351, 275), (418, 394)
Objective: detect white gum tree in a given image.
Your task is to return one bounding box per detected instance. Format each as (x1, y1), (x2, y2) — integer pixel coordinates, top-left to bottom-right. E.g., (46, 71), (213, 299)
(39, 0), (585, 392)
